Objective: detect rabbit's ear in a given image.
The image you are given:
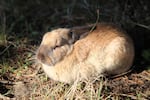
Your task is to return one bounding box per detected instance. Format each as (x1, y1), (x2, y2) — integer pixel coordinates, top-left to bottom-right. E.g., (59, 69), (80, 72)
(37, 44), (73, 66)
(37, 45), (56, 66)
(71, 24), (97, 37)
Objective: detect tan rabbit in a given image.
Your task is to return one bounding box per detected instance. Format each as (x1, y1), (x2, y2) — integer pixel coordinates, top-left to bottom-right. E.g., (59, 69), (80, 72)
(36, 23), (134, 83)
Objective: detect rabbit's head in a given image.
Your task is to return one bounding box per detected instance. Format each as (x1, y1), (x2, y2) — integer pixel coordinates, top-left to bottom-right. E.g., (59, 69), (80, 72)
(36, 28), (80, 66)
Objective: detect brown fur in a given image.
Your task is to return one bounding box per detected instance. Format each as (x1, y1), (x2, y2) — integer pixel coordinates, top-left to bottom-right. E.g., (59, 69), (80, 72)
(36, 23), (134, 83)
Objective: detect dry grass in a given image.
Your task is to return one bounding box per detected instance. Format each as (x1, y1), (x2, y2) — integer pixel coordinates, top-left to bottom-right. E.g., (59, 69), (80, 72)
(16, 65), (108, 100)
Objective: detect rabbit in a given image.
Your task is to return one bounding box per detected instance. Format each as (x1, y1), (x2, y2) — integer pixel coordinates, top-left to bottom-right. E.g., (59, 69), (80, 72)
(36, 23), (134, 83)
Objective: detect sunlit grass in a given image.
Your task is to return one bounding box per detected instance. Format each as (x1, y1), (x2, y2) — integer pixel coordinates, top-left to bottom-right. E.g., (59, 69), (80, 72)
(0, 63), (14, 76)
(28, 74), (108, 100)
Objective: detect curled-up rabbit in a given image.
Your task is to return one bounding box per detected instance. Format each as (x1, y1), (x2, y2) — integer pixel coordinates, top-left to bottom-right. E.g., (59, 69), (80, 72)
(36, 23), (134, 83)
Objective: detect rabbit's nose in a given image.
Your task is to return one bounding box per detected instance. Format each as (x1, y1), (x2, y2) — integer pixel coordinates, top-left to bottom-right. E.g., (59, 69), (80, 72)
(36, 46), (55, 66)
(37, 48), (46, 63)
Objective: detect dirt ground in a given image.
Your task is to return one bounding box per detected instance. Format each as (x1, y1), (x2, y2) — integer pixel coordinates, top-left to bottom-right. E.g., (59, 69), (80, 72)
(0, 64), (149, 100)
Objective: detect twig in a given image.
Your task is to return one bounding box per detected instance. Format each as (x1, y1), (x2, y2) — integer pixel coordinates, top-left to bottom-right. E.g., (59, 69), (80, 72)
(0, 94), (10, 100)
(109, 93), (147, 100)
(89, 9), (100, 33)
(109, 66), (134, 79)
(138, 74), (150, 81)
(0, 44), (11, 56)
(130, 21), (150, 30)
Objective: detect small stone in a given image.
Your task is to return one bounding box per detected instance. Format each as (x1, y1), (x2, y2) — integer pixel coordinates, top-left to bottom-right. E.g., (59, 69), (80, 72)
(13, 81), (29, 99)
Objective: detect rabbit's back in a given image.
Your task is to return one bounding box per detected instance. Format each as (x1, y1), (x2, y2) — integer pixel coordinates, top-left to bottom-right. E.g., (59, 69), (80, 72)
(74, 23), (134, 77)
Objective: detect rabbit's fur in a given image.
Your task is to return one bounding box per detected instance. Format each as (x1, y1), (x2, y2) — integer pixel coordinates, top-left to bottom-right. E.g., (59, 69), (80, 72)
(36, 23), (134, 83)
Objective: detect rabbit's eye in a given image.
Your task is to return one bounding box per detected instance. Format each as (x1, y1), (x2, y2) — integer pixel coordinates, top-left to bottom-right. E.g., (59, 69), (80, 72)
(68, 31), (73, 39)
(53, 45), (59, 50)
